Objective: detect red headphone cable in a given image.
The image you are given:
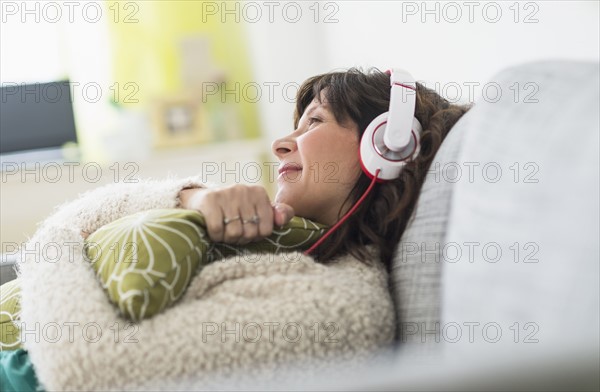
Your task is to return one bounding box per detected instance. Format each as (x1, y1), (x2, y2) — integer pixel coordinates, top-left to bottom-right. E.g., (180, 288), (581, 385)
(304, 169), (381, 256)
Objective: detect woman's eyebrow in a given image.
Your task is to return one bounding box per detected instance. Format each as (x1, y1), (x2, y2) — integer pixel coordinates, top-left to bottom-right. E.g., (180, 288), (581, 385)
(304, 106), (318, 118)
(306, 103), (330, 116)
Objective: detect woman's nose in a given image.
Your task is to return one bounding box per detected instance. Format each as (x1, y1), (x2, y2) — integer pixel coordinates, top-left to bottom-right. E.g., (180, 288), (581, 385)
(272, 136), (297, 159)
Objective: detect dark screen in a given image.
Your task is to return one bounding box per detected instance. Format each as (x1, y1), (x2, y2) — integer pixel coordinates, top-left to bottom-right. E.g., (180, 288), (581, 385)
(0, 80), (77, 154)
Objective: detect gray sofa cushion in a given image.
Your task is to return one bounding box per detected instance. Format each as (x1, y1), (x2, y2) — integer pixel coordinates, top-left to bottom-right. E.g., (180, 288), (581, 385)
(442, 61), (599, 350)
(390, 106), (473, 344)
(391, 60), (600, 348)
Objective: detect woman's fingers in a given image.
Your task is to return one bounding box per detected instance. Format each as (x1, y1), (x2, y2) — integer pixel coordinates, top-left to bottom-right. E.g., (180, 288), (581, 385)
(236, 185), (272, 244)
(186, 184), (289, 244)
(200, 191), (227, 242)
(221, 206), (244, 244)
(272, 203), (295, 227)
(255, 196), (275, 238)
(247, 185), (274, 240)
(236, 202), (258, 245)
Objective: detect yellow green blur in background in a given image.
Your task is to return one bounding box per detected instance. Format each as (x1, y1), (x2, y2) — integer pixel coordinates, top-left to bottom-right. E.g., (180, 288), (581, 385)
(106, 0), (261, 141)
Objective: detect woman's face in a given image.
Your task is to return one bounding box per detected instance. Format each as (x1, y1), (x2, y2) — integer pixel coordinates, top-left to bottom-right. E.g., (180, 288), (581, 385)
(272, 93), (362, 225)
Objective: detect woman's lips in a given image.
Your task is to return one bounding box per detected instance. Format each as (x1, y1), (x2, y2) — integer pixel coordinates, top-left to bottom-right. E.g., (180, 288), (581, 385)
(278, 164), (303, 180)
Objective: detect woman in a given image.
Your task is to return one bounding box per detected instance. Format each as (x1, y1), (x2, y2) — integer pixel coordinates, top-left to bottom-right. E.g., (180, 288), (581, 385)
(1, 68), (468, 391)
(179, 67), (469, 266)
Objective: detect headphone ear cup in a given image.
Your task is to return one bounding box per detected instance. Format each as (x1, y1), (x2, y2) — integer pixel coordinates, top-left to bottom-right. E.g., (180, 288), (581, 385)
(359, 112), (422, 182)
(359, 112), (389, 181)
(410, 117), (422, 159)
(360, 112), (388, 150)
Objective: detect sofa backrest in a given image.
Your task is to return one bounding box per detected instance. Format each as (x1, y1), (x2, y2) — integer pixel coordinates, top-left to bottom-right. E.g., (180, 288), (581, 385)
(390, 102), (473, 344)
(391, 60), (599, 351)
(442, 60), (599, 351)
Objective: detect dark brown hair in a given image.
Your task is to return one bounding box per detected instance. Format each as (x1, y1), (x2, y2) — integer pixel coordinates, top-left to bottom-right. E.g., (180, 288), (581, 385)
(294, 67), (470, 269)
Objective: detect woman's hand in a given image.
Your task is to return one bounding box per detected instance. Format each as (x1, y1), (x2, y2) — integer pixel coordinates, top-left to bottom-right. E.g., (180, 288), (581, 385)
(178, 185), (294, 244)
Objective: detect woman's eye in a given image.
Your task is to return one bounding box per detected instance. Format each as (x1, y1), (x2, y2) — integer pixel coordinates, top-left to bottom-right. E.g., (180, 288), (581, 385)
(308, 117), (322, 126)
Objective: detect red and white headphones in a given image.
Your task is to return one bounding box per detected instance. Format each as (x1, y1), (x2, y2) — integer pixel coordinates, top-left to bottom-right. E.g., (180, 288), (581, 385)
(359, 69), (422, 181)
(305, 68), (421, 255)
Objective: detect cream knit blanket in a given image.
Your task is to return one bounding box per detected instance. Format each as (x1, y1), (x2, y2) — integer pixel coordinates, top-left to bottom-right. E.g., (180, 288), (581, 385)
(16, 177), (395, 390)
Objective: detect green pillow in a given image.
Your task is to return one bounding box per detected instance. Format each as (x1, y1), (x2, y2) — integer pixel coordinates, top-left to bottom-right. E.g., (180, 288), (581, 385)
(0, 279), (22, 351)
(85, 209), (327, 321)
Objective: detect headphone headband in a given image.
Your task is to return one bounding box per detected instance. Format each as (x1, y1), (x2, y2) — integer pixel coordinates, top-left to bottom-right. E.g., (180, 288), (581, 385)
(385, 70), (417, 151)
(359, 68), (422, 181)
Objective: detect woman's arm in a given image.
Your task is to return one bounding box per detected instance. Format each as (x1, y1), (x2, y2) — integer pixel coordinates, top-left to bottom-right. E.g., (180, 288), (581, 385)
(40, 176), (207, 239)
(177, 184), (294, 244)
(39, 175), (295, 245)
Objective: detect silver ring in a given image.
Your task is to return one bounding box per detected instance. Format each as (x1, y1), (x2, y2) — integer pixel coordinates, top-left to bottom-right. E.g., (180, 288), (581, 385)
(223, 215), (241, 225)
(242, 215), (260, 224)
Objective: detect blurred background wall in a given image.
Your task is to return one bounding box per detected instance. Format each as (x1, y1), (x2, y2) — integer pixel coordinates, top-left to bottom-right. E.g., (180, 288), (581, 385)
(1, 1), (598, 156)
(0, 0), (599, 244)
(247, 0), (599, 142)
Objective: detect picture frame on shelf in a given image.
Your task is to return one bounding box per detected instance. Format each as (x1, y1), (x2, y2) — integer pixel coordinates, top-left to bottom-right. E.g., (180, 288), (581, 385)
(150, 93), (211, 147)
